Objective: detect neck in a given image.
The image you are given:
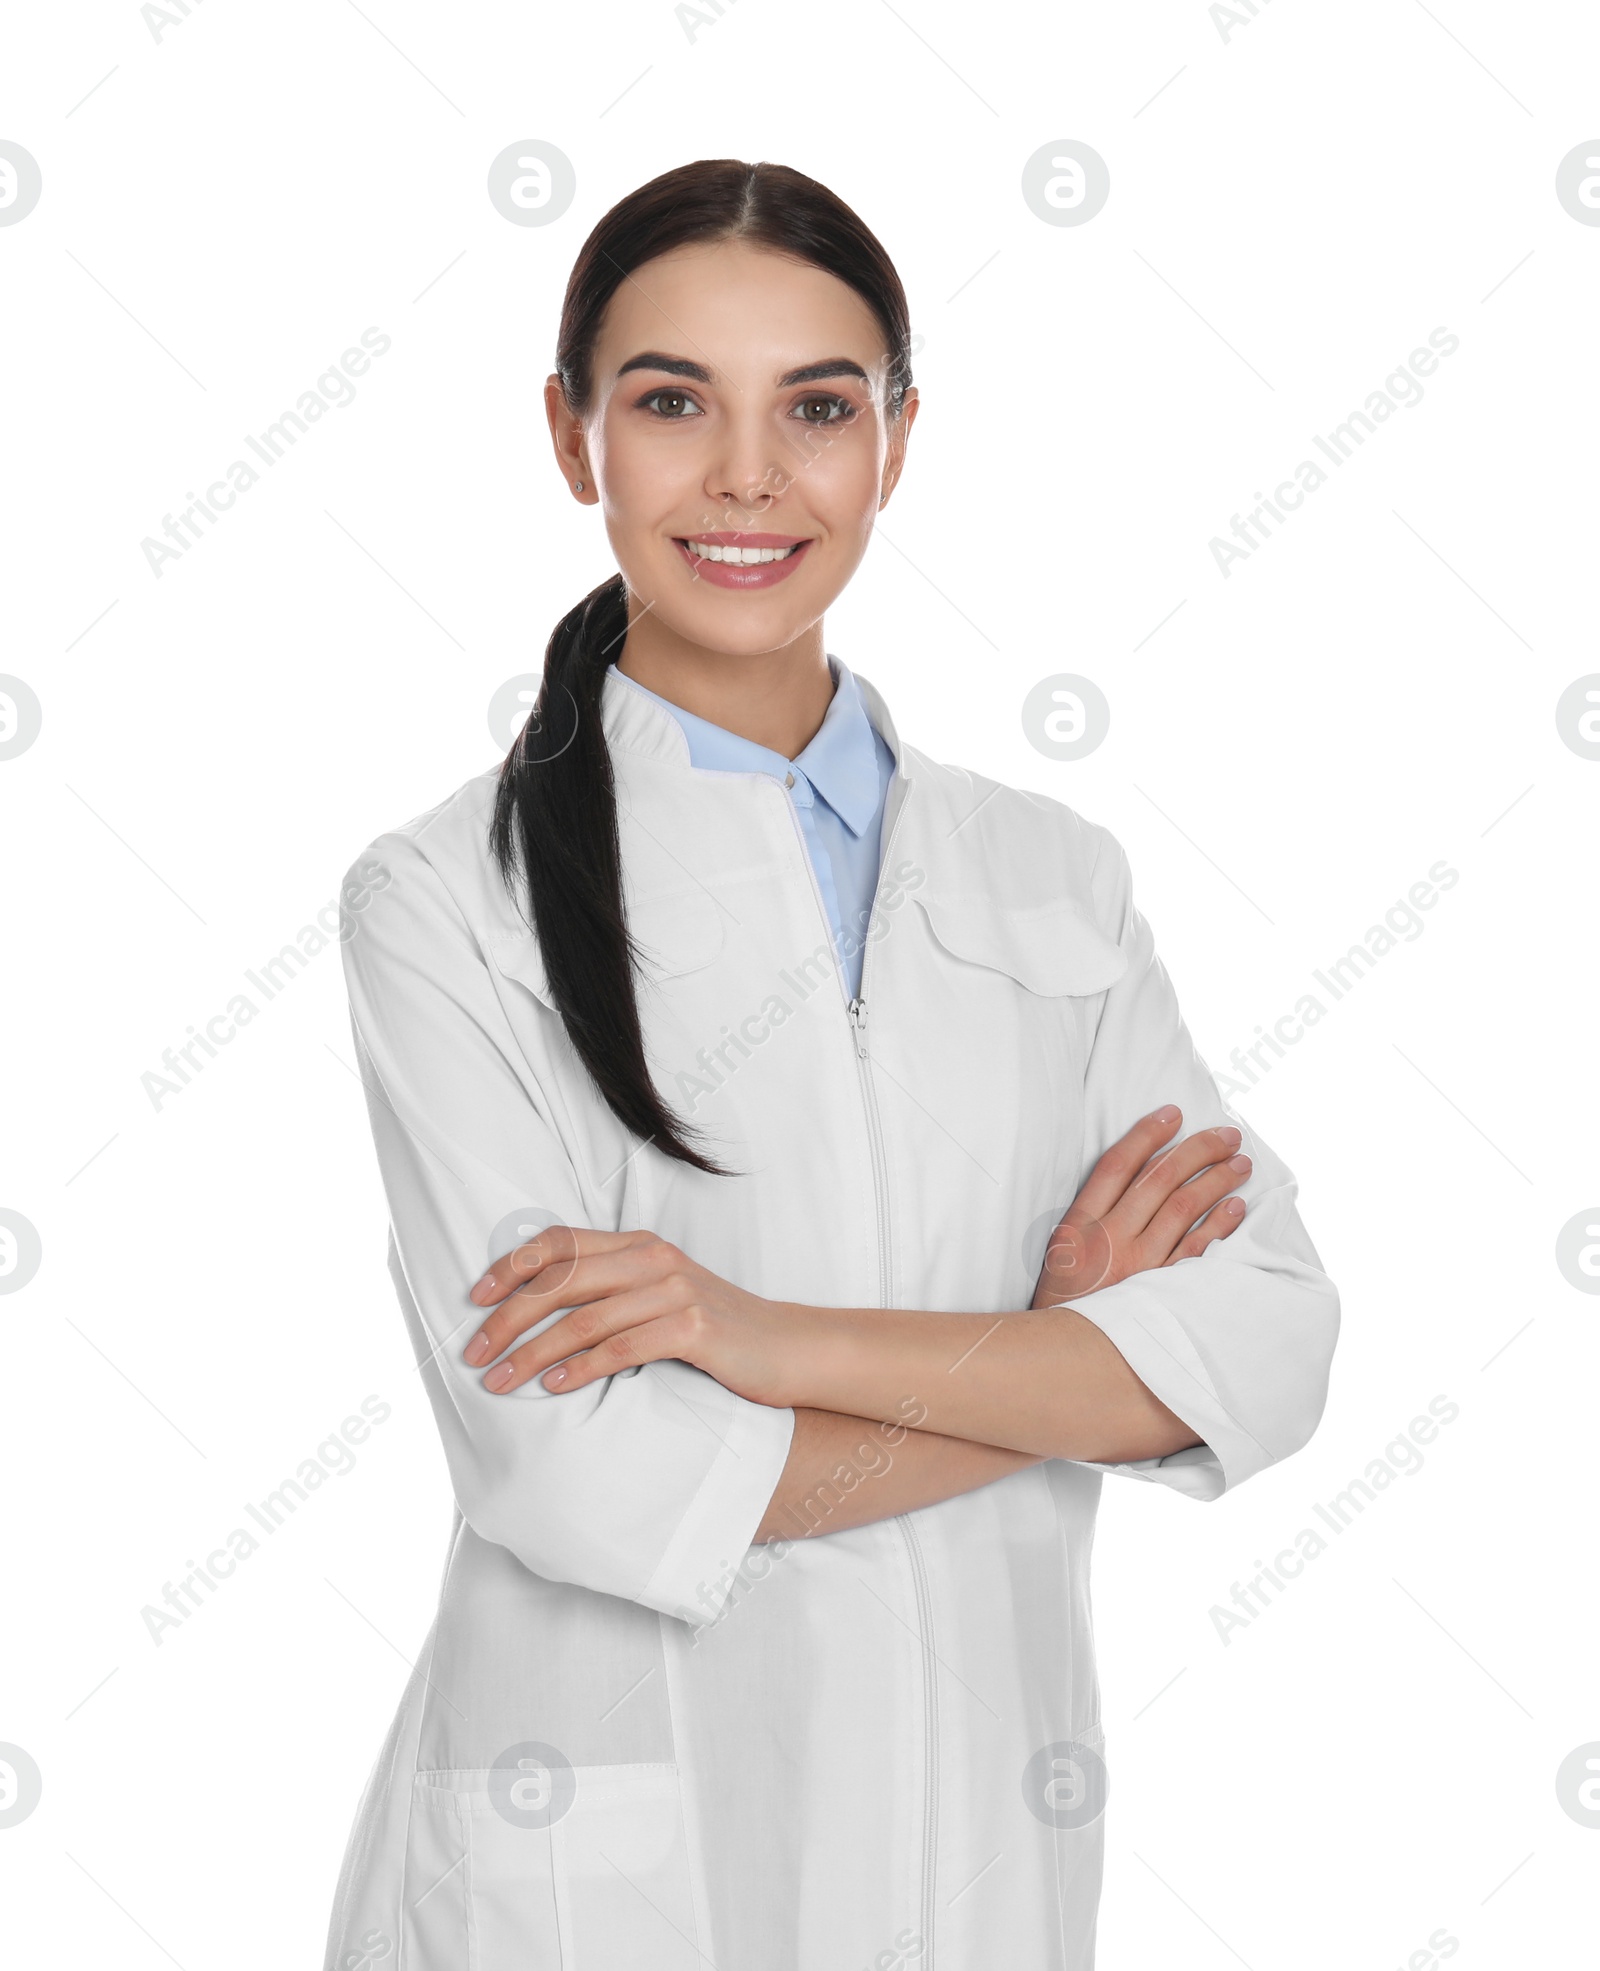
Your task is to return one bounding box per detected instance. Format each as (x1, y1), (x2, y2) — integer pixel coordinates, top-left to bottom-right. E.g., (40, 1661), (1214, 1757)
(615, 616), (834, 760)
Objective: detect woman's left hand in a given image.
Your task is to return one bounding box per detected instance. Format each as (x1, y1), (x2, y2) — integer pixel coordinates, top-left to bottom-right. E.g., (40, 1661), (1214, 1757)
(462, 1227), (804, 1407)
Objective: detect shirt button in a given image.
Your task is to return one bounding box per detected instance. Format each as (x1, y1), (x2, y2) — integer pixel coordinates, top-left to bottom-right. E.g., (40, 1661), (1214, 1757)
(785, 771), (795, 788)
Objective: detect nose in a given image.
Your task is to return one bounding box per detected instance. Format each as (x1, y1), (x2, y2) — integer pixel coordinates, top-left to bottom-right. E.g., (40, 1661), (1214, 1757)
(702, 470), (779, 524)
(701, 420), (792, 522)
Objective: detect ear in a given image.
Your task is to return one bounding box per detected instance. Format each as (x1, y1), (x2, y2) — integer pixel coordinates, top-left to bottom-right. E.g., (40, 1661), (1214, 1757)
(545, 373), (591, 499)
(879, 387), (920, 506)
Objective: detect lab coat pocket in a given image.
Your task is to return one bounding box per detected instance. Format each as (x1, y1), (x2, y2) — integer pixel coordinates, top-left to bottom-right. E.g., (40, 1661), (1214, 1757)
(547, 1763), (704, 1967)
(911, 891), (1127, 998)
(406, 1768), (559, 1969)
(404, 1762), (703, 1970)
(487, 885), (724, 1013)
(905, 891), (1128, 1199)
(627, 885), (726, 987)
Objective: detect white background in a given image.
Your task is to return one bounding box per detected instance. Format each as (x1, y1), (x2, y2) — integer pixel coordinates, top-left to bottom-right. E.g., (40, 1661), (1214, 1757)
(3, 1), (1598, 1964)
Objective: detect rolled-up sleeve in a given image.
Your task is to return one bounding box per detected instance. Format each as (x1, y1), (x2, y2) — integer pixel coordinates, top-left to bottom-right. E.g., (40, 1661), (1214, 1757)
(341, 831), (796, 1623)
(1058, 826), (1340, 1500)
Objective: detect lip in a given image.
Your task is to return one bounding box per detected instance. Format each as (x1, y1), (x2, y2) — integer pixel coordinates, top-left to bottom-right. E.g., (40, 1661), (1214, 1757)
(682, 531), (810, 547)
(673, 533), (814, 590)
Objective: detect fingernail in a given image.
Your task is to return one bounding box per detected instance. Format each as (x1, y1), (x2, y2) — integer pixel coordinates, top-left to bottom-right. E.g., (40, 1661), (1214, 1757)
(1151, 1105), (1180, 1124)
(1225, 1197), (1246, 1214)
(1228, 1153), (1251, 1172)
(470, 1273), (497, 1304)
(483, 1362), (515, 1391)
(463, 1330), (491, 1366)
(1215, 1126), (1242, 1149)
(543, 1367), (568, 1390)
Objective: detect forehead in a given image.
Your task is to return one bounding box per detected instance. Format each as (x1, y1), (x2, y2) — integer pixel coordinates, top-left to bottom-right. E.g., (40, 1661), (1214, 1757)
(595, 239), (886, 381)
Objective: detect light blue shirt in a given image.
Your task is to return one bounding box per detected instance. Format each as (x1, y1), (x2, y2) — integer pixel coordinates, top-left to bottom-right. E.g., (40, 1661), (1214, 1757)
(611, 657), (896, 1000)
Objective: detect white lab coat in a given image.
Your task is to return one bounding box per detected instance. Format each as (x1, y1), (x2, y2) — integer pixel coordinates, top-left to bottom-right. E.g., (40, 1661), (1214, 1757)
(323, 664), (1339, 1971)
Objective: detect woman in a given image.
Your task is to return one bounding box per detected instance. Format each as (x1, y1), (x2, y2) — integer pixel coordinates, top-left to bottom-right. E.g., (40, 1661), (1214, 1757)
(324, 158), (1339, 1970)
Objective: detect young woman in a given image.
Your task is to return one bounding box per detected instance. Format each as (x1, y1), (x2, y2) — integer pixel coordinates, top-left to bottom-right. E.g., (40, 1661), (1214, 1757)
(324, 159), (1339, 1971)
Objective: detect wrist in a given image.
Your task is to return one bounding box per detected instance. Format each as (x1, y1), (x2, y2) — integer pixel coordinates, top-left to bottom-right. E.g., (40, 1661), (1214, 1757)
(771, 1301), (856, 1411)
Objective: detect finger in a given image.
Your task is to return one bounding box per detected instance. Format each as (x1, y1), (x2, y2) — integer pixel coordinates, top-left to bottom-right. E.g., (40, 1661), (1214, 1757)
(464, 1243), (664, 1364)
(1113, 1124), (1244, 1238)
(1070, 1107), (1186, 1223)
(483, 1284), (696, 1394)
(1165, 1193), (1249, 1263)
(469, 1226), (650, 1308)
(538, 1300), (706, 1394)
(1140, 1153), (1252, 1262)
(470, 1224), (643, 1308)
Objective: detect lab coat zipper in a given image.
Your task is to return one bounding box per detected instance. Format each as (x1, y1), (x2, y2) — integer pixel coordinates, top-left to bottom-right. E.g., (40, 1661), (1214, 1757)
(849, 761), (910, 1309)
(845, 779), (938, 1969)
(847, 996), (891, 1311)
(770, 771), (938, 1955)
(764, 784), (892, 1303)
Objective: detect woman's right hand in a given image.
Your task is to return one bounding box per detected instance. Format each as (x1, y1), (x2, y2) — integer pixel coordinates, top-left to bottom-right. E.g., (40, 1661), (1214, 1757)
(1030, 1105), (1251, 1309)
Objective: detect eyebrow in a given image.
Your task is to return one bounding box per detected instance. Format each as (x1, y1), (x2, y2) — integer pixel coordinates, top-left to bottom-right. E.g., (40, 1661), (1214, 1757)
(615, 351), (871, 388)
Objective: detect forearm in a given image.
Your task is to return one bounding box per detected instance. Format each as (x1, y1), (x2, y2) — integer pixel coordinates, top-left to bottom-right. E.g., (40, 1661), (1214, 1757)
(779, 1303), (1205, 1464)
(752, 1405), (1044, 1544)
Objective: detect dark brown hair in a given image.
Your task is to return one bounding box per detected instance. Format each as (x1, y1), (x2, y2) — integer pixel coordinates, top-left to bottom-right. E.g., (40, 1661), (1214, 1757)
(489, 159), (913, 1172)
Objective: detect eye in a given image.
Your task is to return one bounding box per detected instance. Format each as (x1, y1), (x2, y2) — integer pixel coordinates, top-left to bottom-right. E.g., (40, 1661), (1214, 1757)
(639, 388), (703, 420)
(791, 392), (859, 427)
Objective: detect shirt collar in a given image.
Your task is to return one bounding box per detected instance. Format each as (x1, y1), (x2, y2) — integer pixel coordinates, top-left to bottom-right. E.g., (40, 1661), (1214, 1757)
(608, 656), (889, 839)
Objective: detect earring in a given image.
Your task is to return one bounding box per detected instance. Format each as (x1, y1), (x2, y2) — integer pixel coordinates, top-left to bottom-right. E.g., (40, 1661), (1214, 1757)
(574, 479), (585, 492)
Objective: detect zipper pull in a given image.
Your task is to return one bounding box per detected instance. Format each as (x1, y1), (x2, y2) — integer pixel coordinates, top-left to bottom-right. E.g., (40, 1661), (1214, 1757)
(848, 996), (869, 1058)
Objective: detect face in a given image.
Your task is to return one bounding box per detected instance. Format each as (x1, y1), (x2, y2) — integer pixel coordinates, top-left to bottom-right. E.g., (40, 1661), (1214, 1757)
(546, 238), (918, 662)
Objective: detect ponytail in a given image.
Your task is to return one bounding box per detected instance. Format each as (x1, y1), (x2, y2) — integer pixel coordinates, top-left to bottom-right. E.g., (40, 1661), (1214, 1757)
(489, 573), (730, 1175)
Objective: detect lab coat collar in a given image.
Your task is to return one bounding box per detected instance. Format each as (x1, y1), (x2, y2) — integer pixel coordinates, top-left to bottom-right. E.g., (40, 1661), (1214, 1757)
(599, 656), (911, 801)
(603, 657), (883, 840)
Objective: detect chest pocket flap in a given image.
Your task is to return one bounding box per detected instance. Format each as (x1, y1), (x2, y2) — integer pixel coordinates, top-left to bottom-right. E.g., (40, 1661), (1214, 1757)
(487, 886), (726, 1011)
(913, 890), (1128, 997)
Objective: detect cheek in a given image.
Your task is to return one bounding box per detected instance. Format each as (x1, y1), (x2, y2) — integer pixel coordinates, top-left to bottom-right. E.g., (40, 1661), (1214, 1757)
(798, 418), (881, 508)
(591, 416), (672, 512)
(781, 450), (876, 551)
(595, 445), (693, 571)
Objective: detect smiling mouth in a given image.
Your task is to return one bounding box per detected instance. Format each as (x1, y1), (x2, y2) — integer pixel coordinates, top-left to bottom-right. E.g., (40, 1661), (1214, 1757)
(674, 533), (812, 565)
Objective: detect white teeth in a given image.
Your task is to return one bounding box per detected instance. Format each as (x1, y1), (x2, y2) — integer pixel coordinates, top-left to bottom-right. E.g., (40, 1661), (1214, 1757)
(682, 540), (802, 564)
